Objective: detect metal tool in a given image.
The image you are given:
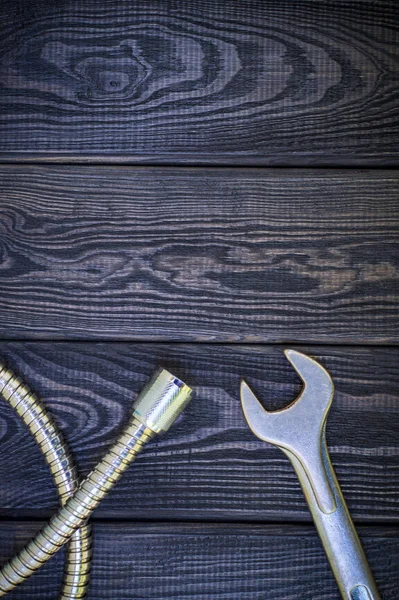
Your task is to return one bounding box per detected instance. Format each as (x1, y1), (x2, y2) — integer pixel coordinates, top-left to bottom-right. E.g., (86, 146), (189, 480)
(0, 366), (192, 597)
(241, 349), (380, 600)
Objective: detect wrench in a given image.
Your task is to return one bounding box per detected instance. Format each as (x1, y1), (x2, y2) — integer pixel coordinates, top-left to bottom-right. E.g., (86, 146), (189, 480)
(241, 349), (380, 600)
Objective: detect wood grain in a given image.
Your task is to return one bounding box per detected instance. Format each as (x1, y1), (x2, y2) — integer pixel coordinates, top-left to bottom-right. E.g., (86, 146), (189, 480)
(0, 521), (398, 600)
(0, 342), (397, 522)
(0, 0), (398, 165)
(0, 166), (398, 342)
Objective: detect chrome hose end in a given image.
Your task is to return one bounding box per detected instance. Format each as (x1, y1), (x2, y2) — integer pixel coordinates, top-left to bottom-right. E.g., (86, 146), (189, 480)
(133, 368), (192, 434)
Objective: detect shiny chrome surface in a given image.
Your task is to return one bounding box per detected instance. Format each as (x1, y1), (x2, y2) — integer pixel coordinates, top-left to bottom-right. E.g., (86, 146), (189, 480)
(0, 367), (192, 597)
(241, 350), (380, 600)
(133, 367), (192, 433)
(0, 363), (92, 599)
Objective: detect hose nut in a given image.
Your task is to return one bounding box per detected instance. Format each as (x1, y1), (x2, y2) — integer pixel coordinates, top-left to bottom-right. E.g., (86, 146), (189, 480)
(133, 368), (192, 434)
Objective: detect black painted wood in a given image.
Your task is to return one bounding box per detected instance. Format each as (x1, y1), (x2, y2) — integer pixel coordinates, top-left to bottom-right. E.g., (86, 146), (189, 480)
(0, 522), (398, 600)
(0, 342), (397, 522)
(0, 166), (398, 343)
(0, 3), (398, 597)
(0, 0), (398, 165)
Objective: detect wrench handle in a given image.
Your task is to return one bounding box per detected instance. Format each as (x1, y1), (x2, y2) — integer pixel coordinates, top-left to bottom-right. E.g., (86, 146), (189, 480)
(284, 438), (381, 600)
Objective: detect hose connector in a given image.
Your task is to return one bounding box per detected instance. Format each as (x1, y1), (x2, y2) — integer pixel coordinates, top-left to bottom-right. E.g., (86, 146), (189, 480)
(133, 368), (192, 434)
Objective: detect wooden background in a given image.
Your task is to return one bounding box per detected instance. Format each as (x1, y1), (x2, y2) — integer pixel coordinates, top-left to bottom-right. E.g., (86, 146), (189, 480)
(0, 1), (398, 599)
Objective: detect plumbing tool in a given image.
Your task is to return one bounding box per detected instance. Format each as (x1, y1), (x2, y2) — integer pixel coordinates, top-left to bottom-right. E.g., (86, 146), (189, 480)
(0, 366), (192, 597)
(240, 349), (380, 600)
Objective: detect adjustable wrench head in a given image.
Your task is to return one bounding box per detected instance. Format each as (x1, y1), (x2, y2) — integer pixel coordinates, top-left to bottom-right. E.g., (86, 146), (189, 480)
(241, 350), (336, 514)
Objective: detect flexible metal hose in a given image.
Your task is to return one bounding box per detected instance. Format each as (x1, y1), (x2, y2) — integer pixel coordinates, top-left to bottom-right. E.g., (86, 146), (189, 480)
(0, 366), (192, 597)
(0, 362), (92, 599)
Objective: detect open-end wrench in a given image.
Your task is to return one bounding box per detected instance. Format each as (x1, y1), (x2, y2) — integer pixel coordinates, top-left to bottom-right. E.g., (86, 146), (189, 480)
(241, 350), (380, 600)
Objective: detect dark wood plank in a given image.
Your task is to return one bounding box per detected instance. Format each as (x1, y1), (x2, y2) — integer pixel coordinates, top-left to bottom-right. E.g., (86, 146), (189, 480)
(0, 343), (397, 522)
(0, 166), (398, 342)
(0, 521), (398, 599)
(0, 1), (398, 165)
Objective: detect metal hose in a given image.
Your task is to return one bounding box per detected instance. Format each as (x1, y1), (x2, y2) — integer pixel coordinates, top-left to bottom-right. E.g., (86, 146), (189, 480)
(0, 366), (192, 597)
(0, 362), (92, 599)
